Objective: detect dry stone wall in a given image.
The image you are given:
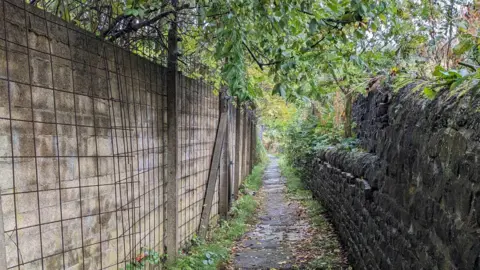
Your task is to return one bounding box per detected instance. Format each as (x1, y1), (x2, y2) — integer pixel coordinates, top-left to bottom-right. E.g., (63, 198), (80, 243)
(302, 85), (480, 269)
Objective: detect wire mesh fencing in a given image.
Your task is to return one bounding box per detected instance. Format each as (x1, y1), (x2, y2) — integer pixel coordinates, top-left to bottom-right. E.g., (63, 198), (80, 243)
(0, 0), (257, 269)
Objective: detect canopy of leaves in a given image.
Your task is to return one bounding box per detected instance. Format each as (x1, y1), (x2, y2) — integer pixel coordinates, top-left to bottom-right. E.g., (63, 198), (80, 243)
(31, 0), (479, 103)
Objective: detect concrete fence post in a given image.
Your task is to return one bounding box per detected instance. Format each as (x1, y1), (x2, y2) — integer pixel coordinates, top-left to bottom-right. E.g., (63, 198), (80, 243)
(166, 0), (179, 261)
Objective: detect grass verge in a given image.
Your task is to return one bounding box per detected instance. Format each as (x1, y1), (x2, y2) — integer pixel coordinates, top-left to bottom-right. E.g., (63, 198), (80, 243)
(279, 156), (349, 269)
(168, 161), (267, 270)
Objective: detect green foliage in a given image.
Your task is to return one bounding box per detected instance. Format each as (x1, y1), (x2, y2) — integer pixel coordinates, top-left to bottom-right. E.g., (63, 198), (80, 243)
(124, 248), (165, 270)
(168, 162), (267, 270)
(255, 139), (269, 166)
(282, 106), (346, 164)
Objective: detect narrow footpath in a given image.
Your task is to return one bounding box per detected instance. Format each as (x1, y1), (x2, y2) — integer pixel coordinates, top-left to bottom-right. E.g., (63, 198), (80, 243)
(229, 156), (312, 269)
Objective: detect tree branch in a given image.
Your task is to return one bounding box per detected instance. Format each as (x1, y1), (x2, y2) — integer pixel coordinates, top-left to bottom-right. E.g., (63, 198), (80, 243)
(329, 65), (348, 93)
(242, 41), (283, 70)
(105, 3), (190, 41)
(458, 61), (479, 71)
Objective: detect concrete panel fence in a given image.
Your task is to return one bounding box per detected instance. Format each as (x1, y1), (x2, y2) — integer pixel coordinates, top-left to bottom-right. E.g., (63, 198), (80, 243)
(0, 0), (257, 268)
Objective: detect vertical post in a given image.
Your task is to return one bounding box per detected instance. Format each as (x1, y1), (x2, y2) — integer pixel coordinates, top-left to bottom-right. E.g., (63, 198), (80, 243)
(250, 107), (256, 172)
(166, 0), (179, 261)
(234, 98), (242, 199)
(252, 115), (257, 167)
(242, 105), (248, 179)
(218, 90), (229, 218)
(0, 197), (7, 270)
(250, 117), (255, 173)
(227, 102), (234, 208)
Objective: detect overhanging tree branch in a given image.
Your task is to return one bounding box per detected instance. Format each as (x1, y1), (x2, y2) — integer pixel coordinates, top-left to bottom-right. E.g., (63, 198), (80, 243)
(104, 3), (191, 41)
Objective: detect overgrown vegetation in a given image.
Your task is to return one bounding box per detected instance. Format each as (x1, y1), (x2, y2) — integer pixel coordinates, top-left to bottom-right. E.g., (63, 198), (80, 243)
(168, 144), (267, 270)
(30, 0), (480, 136)
(279, 157), (348, 269)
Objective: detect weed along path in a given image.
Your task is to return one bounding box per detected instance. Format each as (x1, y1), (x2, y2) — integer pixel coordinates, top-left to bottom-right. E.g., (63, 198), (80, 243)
(230, 156), (348, 269)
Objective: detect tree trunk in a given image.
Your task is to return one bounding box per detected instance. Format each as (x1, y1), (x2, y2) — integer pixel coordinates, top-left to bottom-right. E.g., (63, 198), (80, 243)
(344, 92), (353, 138)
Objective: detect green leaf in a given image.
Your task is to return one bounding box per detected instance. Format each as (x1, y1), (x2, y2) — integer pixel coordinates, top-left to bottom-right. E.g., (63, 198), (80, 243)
(432, 66), (447, 77)
(423, 87), (436, 100)
(453, 38), (474, 55)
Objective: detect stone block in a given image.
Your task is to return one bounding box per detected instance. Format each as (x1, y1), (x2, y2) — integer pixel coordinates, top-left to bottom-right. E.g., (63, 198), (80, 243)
(86, 36), (102, 55)
(63, 218), (82, 250)
(0, 0), (4, 35)
(47, 21), (68, 44)
(68, 29), (86, 49)
(44, 253), (64, 270)
(34, 122), (56, 156)
(96, 128), (113, 156)
(88, 51), (105, 70)
(0, 43), (6, 80)
(55, 91), (75, 124)
(13, 157), (36, 192)
(4, 0), (24, 12)
(7, 45), (29, 83)
(28, 29), (50, 52)
(0, 158), (13, 194)
(101, 239), (118, 267)
(82, 215), (100, 245)
(71, 46), (88, 65)
(39, 190), (61, 223)
(92, 70), (108, 99)
(32, 86), (55, 122)
(75, 94), (93, 126)
(50, 38), (70, 58)
(57, 124), (77, 156)
(77, 126), (95, 156)
(18, 225), (42, 263)
(73, 62), (92, 95)
(52, 56), (73, 91)
(61, 188), (80, 219)
(37, 157), (58, 190)
(99, 188), (115, 212)
(11, 120), (34, 156)
(80, 186), (99, 216)
(0, 119), (11, 157)
(30, 49), (52, 88)
(41, 221), (62, 256)
(84, 243), (101, 269)
(59, 157), (79, 185)
(79, 157), (97, 185)
(5, 21), (26, 47)
(64, 248), (83, 269)
(9, 81), (31, 120)
(94, 99), (110, 128)
(15, 191), (39, 228)
(1, 194), (15, 231)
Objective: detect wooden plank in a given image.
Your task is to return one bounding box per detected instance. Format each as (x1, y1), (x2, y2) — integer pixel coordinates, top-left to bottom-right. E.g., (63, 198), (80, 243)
(165, 3), (179, 260)
(198, 112), (228, 238)
(218, 91), (229, 219)
(233, 99), (242, 199)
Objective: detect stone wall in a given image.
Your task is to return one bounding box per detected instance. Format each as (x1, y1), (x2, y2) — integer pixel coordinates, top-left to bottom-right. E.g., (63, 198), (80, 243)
(0, 0), (254, 268)
(302, 85), (480, 269)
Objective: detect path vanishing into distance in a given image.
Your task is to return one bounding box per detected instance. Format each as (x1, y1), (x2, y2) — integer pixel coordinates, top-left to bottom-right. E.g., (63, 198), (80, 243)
(231, 156), (347, 269)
